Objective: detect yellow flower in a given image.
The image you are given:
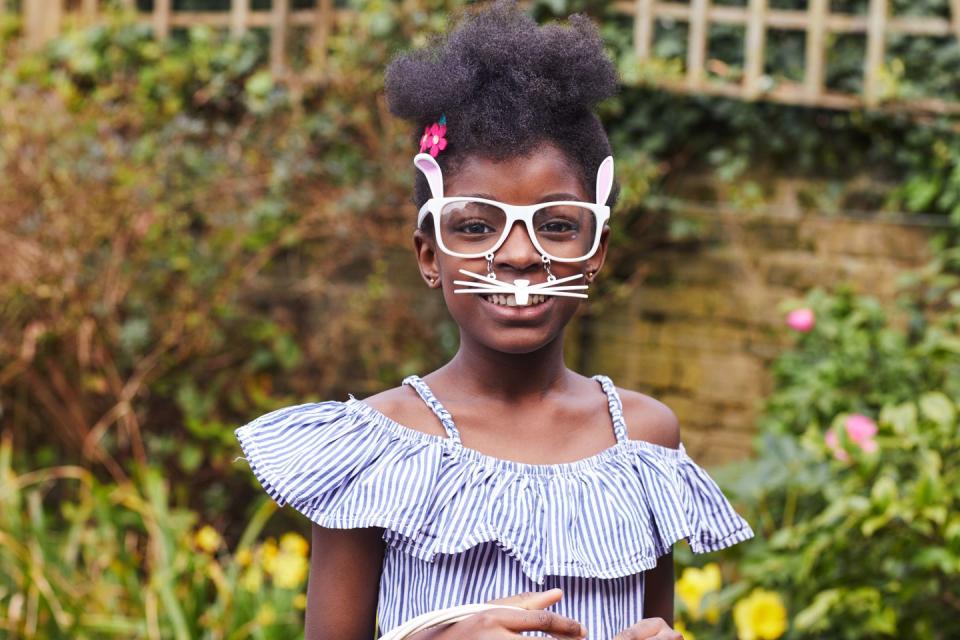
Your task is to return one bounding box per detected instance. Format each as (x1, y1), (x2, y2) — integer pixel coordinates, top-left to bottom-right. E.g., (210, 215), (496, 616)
(255, 603), (276, 626)
(193, 525), (222, 554)
(235, 548), (253, 567)
(674, 619), (696, 640)
(280, 532), (310, 557)
(733, 588), (788, 640)
(293, 593), (308, 610)
(272, 550), (309, 589)
(240, 566), (263, 593)
(262, 538), (279, 574)
(705, 600), (720, 625)
(676, 563), (722, 620)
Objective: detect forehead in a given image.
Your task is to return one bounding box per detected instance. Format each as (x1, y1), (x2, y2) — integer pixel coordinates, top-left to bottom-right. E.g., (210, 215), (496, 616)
(446, 145), (588, 203)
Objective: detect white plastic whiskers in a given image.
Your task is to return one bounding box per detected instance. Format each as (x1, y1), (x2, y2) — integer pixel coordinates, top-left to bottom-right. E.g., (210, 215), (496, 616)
(453, 269), (588, 305)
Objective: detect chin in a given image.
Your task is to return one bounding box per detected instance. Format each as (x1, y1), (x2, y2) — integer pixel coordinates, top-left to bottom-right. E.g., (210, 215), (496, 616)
(484, 335), (556, 355)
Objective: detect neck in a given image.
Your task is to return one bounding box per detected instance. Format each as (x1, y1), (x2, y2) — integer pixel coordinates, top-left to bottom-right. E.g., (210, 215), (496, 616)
(440, 330), (571, 400)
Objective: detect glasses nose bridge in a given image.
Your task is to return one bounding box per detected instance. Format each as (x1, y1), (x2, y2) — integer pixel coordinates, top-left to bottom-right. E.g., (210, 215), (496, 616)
(495, 207), (541, 265)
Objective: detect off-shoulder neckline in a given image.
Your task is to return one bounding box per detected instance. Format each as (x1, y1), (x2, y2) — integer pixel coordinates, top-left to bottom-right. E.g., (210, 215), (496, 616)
(343, 397), (686, 476)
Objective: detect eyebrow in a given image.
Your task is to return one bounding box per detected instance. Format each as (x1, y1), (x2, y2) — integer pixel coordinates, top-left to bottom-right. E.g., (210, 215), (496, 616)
(454, 192), (587, 203)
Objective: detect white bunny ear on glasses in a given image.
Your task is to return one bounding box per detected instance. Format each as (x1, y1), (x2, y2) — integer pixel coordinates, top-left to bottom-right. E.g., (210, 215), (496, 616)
(596, 156), (614, 206)
(414, 153), (444, 199)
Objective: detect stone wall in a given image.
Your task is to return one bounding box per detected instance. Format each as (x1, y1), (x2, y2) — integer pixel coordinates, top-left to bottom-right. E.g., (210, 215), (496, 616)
(581, 201), (941, 466)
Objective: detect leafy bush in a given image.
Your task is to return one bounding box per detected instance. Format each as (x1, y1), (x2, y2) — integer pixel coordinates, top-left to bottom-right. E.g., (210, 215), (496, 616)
(0, 435), (309, 639)
(0, 10), (444, 521)
(674, 289), (960, 639)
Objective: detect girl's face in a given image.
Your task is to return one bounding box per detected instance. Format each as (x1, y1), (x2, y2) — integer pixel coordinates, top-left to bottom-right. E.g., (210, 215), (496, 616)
(414, 143), (609, 355)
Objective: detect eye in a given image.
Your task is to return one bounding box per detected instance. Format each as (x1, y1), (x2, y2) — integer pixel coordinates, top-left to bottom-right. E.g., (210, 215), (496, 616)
(456, 220), (496, 234)
(534, 204), (588, 237)
(538, 219), (579, 233)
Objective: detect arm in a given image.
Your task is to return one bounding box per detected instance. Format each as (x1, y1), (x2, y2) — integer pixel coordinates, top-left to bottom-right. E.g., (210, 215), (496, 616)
(643, 550), (675, 625)
(614, 388), (682, 639)
(613, 553), (680, 639)
(304, 524), (386, 640)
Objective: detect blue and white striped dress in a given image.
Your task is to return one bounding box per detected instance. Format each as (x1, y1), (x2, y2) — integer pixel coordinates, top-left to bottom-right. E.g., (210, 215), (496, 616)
(235, 375), (753, 639)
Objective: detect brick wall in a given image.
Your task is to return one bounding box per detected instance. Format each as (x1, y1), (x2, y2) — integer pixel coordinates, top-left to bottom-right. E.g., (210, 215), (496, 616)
(581, 201), (941, 466)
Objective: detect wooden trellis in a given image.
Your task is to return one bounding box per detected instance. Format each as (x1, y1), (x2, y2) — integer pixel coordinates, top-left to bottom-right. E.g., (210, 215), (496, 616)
(15, 0), (338, 79)
(615, 0), (960, 114)
(9, 0), (960, 113)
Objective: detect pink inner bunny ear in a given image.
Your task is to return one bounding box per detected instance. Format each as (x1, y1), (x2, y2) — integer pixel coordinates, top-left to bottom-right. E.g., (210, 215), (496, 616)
(595, 156), (614, 205)
(414, 153), (444, 198)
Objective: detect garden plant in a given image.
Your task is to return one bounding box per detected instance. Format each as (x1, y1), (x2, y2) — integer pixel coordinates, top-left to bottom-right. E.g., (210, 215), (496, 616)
(1, 0), (958, 637)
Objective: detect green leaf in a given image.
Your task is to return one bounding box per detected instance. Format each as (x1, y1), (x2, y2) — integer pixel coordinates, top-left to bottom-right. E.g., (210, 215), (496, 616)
(244, 70), (273, 99)
(794, 589), (842, 631)
(880, 401), (917, 435)
(861, 513), (893, 537)
(870, 475), (898, 509)
(919, 392), (956, 428)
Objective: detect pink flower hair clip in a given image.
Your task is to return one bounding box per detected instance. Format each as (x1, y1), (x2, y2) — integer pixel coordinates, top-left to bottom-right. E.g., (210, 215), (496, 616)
(419, 115), (448, 157)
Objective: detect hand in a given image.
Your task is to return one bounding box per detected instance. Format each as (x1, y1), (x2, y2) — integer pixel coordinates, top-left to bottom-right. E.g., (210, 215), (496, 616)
(408, 588), (587, 640)
(613, 617), (683, 640)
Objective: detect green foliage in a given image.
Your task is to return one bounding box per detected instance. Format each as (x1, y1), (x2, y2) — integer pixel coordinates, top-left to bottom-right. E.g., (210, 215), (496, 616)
(3, 3), (960, 638)
(676, 289), (960, 639)
(761, 287), (955, 435)
(0, 435), (309, 638)
(582, 0), (960, 222)
(0, 6), (446, 519)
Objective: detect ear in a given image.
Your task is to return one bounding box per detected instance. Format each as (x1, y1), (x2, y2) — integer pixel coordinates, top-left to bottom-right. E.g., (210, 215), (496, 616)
(595, 156), (614, 206)
(414, 153), (444, 199)
(584, 225), (610, 283)
(413, 228), (442, 288)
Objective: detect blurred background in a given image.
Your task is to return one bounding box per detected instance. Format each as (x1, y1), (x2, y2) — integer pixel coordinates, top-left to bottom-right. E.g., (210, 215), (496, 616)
(0, 0), (958, 638)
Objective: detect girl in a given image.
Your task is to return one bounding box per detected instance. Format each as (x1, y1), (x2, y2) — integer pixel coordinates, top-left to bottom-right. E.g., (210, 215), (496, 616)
(236, 3), (753, 638)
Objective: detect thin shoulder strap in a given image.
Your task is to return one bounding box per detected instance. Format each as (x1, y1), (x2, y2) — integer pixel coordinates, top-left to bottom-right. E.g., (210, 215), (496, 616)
(402, 375), (462, 444)
(592, 375), (629, 443)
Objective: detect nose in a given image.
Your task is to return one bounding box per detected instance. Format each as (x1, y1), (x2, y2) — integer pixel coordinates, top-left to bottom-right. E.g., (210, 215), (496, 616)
(494, 221), (541, 274)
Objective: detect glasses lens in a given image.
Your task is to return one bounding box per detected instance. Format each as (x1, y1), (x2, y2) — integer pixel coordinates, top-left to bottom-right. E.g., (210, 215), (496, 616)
(532, 204), (598, 260)
(439, 199), (507, 255)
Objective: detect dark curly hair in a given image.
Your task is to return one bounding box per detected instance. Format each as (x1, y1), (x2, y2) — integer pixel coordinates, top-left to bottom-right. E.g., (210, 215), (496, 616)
(384, 1), (619, 219)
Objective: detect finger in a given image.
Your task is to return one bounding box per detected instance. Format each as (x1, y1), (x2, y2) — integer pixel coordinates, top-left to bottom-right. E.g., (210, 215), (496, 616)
(489, 588), (563, 610)
(616, 631), (681, 640)
(498, 609), (587, 638)
(612, 618), (672, 640)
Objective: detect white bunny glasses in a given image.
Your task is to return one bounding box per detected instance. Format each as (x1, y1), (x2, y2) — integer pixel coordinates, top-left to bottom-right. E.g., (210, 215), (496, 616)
(414, 153), (614, 304)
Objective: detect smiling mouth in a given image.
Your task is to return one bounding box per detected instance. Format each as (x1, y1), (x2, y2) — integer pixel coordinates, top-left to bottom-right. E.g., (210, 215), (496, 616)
(482, 293), (548, 307)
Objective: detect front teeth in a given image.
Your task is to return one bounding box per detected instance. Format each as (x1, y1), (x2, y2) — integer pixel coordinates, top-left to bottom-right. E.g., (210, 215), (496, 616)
(486, 294), (546, 306)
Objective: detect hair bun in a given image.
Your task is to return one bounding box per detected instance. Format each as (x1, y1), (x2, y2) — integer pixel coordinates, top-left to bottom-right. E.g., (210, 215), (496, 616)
(385, 2), (618, 126)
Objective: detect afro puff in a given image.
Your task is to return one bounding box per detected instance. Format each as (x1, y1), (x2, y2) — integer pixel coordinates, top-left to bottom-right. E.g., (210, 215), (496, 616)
(384, 0), (620, 216)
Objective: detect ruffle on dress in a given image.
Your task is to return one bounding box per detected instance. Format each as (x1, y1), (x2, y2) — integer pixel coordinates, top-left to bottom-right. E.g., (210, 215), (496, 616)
(235, 398), (753, 584)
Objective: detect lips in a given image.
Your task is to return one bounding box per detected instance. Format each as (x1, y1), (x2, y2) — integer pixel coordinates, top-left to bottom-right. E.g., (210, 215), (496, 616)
(481, 293), (548, 307)
(477, 292), (556, 321)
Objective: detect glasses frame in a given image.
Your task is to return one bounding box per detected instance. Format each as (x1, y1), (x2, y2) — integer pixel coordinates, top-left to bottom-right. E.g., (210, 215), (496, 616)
(417, 197), (610, 263)
(413, 152), (614, 264)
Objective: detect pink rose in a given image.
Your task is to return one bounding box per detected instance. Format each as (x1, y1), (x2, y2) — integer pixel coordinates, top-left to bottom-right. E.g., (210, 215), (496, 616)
(826, 413), (879, 461)
(787, 308), (815, 332)
(845, 413), (878, 452)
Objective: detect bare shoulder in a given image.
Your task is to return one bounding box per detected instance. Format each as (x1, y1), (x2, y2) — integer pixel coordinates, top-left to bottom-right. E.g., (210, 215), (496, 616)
(616, 386), (681, 449)
(360, 385), (447, 438)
